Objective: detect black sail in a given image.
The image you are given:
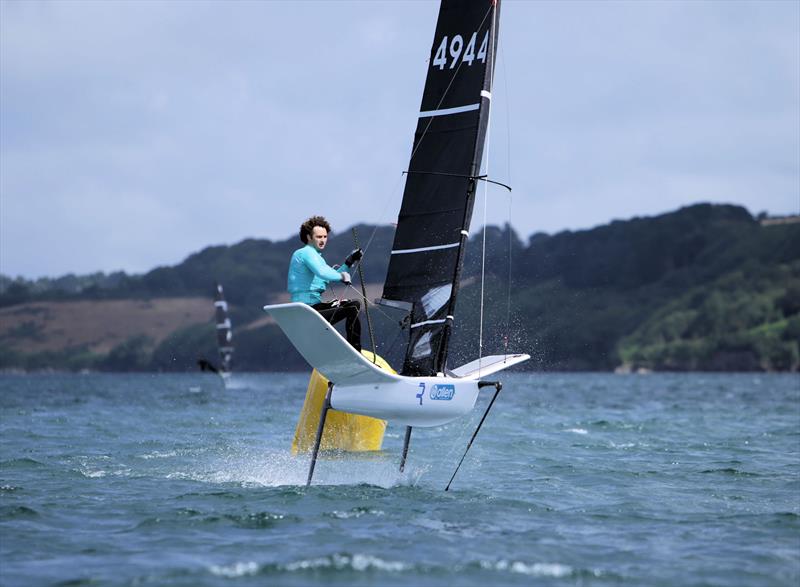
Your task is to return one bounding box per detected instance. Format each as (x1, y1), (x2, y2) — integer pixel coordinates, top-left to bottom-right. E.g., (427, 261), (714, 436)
(214, 283), (233, 373)
(381, 0), (501, 376)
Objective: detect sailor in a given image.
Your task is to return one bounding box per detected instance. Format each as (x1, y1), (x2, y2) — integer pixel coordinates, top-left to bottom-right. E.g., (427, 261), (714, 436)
(288, 216), (364, 351)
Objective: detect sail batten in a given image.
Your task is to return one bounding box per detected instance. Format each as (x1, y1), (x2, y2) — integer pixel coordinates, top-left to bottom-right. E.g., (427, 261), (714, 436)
(419, 103), (481, 117)
(381, 0), (500, 377)
(391, 242), (460, 255)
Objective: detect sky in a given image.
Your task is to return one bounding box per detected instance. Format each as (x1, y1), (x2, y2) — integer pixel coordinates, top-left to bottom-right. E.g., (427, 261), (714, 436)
(1, 0), (798, 279)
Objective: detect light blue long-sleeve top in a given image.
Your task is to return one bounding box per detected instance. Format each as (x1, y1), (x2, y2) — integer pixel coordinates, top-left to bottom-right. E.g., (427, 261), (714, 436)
(287, 244), (349, 305)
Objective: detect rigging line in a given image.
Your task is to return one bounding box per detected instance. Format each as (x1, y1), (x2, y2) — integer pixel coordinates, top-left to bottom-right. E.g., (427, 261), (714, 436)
(352, 228), (377, 363)
(477, 0), (499, 378)
(384, 321), (405, 358)
(407, 3), (494, 166)
(361, 170), (405, 257)
(504, 191), (513, 361)
(478, 155), (489, 375)
(362, 4), (494, 259)
(327, 280), (349, 325)
(499, 26), (512, 186)
(401, 170), (512, 192)
(328, 279), (396, 349)
(499, 26), (513, 361)
(343, 284), (399, 323)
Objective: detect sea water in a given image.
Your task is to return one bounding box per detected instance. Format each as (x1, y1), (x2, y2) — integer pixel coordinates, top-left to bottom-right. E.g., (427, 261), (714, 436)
(0, 372), (798, 586)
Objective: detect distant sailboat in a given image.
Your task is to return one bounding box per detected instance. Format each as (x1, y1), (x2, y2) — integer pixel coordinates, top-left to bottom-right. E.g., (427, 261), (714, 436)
(198, 282), (233, 385)
(264, 0), (528, 488)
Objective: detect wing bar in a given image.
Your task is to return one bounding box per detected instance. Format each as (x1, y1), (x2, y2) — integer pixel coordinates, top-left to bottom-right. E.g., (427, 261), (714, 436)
(263, 302), (399, 386)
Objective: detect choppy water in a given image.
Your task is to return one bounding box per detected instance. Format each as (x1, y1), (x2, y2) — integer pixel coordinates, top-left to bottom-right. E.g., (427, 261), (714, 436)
(0, 372), (798, 586)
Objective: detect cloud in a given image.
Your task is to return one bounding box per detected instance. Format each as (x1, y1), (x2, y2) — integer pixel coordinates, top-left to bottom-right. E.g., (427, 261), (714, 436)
(1, 0), (797, 278)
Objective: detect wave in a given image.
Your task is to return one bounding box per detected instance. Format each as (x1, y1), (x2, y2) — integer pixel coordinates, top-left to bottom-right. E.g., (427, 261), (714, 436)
(137, 450), (178, 460)
(0, 457), (46, 468)
(174, 490), (245, 500)
(0, 505), (40, 519)
(167, 449), (417, 489)
(472, 559), (613, 580)
(205, 553), (606, 579)
(129, 509), (295, 531)
(478, 560), (574, 577)
(221, 377), (253, 391)
(324, 507), (385, 520)
(224, 511), (295, 528)
(700, 468), (761, 477)
(209, 561), (260, 578)
(283, 553), (410, 573)
(208, 553), (411, 578)
(75, 466), (133, 479)
(609, 441), (637, 448)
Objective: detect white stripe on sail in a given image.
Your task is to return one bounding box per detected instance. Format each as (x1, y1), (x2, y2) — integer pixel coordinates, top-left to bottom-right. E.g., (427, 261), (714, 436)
(391, 242), (460, 255)
(480, 90), (492, 99)
(410, 315), (454, 329)
(419, 103), (480, 118)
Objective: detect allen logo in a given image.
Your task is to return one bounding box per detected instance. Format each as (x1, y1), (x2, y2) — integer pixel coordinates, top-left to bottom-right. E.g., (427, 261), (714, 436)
(429, 384), (455, 401)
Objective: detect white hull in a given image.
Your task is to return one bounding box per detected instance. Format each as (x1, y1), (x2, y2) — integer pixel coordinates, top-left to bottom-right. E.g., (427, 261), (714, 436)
(331, 377), (480, 427)
(262, 302), (527, 428)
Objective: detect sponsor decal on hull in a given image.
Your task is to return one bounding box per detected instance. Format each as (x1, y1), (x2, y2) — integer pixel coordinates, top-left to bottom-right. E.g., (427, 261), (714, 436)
(429, 384), (455, 401)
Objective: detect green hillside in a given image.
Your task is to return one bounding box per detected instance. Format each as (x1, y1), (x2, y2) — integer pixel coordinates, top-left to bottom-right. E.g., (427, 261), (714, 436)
(1, 204), (798, 372)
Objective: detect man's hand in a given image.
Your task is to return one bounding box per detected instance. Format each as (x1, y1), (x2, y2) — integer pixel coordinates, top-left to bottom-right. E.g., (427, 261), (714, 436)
(344, 248), (363, 267)
(340, 272), (352, 285)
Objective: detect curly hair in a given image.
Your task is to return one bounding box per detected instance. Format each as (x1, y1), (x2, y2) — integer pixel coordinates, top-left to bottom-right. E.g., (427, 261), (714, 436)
(299, 216), (332, 244)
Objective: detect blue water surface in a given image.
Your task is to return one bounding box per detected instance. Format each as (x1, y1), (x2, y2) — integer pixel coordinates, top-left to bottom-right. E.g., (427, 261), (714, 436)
(1, 372), (798, 586)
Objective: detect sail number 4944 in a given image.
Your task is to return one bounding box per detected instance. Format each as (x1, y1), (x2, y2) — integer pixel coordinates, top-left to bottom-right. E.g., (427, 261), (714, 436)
(432, 31), (489, 70)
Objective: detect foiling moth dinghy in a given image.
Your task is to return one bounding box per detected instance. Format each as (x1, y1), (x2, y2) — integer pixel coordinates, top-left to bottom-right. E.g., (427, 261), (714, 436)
(263, 303), (528, 488)
(198, 282), (234, 386)
(265, 0), (529, 488)
(214, 282), (234, 386)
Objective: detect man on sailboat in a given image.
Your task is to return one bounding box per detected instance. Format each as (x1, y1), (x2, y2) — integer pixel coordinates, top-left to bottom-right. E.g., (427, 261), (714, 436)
(288, 216), (364, 351)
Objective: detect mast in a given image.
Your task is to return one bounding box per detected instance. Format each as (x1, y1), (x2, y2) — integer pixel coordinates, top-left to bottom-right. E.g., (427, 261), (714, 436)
(380, 0), (501, 376)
